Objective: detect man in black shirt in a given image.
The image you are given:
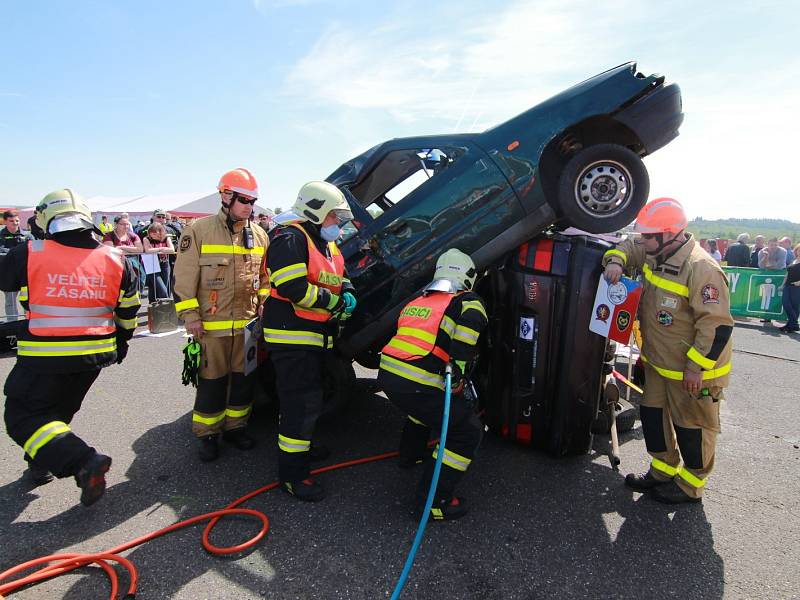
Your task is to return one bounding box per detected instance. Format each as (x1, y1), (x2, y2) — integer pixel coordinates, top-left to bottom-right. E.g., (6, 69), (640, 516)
(1, 210), (33, 320)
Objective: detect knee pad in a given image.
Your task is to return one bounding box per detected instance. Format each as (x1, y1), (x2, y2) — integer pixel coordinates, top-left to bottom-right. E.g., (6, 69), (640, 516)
(639, 405), (667, 453)
(674, 425), (703, 469)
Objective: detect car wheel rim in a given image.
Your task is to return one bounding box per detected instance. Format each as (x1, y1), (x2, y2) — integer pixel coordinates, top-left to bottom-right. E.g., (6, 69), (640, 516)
(574, 159), (634, 218)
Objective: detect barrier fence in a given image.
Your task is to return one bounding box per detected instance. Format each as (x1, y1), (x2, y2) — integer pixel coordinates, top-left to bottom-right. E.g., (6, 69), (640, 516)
(722, 266), (788, 319)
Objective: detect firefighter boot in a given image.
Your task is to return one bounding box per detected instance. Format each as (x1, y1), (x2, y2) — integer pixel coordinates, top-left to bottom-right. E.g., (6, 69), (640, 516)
(198, 434), (221, 462)
(223, 428), (256, 450)
(650, 480), (702, 504)
(24, 456), (54, 485)
(75, 453), (112, 507)
(281, 478), (325, 502)
(625, 471), (670, 492)
(415, 458), (468, 521)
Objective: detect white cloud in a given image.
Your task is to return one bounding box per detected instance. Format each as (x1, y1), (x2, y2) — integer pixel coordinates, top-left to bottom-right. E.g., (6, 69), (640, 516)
(282, 0), (800, 221)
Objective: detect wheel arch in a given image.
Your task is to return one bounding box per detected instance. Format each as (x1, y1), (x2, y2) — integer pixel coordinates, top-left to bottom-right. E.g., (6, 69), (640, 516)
(538, 116), (644, 219)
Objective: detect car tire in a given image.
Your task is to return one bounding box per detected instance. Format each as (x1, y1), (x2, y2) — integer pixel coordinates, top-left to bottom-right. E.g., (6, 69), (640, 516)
(556, 143), (649, 233)
(591, 398), (637, 435)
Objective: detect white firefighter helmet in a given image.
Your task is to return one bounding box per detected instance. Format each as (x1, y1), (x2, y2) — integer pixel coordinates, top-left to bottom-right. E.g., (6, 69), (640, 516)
(424, 248), (477, 293)
(291, 181), (353, 225)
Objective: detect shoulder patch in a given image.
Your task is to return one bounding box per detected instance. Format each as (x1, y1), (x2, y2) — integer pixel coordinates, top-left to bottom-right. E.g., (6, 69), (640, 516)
(701, 284), (720, 304)
(180, 235), (192, 252)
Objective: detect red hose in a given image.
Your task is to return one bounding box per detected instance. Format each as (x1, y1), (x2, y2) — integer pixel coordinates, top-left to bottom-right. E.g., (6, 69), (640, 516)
(0, 449), (400, 599)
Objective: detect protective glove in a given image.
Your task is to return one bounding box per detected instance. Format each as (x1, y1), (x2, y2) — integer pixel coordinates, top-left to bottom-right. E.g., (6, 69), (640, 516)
(342, 292), (357, 315)
(115, 338), (129, 364)
(181, 338), (202, 387)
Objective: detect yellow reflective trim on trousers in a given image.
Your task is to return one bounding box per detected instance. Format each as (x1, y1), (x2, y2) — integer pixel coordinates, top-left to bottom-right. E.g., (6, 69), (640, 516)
(642, 264), (689, 298)
(270, 263), (308, 286)
(192, 412), (225, 425)
(397, 326), (437, 345)
(603, 249), (628, 265)
(678, 467), (707, 489)
(175, 298), (200, 311)
(19, 286), (29, 301)
(453, 325), (479, 345)
(278, 434), (310, 453)
(651, 458), (679, 477)
(23, 421), (71, 459)
(200, 244), (265, 256)
(115, 316), (139, 330)
(408, 415), (425, 426)
(686, 347), (717, 370)
(379, 354), (444, 390)
(432, 445), (471, 472)
(202, 320), (250, 331)
(431, 508), (444, 520)
(461, 300), (487, 320)
(642, 355), (732, 381)
(386, 338), (429, 357)
(225, 406), (251, 418)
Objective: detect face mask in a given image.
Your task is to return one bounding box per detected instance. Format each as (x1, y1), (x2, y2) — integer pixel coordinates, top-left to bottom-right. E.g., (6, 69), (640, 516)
(320, 224), (340, 241)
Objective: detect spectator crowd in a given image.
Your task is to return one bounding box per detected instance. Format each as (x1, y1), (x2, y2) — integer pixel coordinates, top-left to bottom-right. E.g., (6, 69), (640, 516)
(705, 232), (800, 335)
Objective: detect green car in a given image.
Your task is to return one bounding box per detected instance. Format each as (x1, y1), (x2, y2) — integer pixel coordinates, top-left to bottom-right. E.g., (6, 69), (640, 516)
(327, 61), (682, 366)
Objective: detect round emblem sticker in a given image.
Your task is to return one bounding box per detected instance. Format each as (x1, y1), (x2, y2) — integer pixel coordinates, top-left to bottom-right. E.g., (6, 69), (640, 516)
(656, 310), (674, 327)
(607, 282), (628, 305)
(616, 310), (631, 331)
(596, 304), (611, 323)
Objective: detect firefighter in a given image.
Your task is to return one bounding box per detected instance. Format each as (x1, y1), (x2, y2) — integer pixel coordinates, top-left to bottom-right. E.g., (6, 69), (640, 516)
(0, 190), (140, 506)
(173, 168), (269, 461)
(262, 181), (356, 502)
(377, 249), (488, 521)
(603, 198), (734, 504)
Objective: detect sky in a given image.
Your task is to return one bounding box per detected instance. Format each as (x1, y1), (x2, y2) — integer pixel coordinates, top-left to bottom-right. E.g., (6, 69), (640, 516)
(1, 0), (798, 222)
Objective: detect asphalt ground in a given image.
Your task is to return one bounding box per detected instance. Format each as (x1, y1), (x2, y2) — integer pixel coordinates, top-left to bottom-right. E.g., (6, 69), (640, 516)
(0, 320), (798, 599)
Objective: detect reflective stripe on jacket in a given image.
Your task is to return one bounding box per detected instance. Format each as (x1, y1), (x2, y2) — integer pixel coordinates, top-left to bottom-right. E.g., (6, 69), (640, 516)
(26, 240), (124, 337)
(268, 224), (345, 322)
(602, 233), (734, 387)
(172, 210), (269, 337)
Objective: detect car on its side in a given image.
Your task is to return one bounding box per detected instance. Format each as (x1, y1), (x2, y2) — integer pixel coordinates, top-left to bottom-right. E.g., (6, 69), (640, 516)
(325, 61), (682, 367)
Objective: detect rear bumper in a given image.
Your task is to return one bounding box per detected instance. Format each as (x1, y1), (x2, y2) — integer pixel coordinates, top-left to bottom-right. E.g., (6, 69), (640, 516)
(615, 82), (684, 156)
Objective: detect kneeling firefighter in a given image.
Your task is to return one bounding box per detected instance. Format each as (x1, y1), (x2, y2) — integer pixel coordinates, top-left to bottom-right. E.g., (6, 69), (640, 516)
(262, 181), (356, 502)
(0, 189), (141, 506)
(173, 168), (270, 461)
(603, 198), (734, 504)
(378, 249), (488, 521)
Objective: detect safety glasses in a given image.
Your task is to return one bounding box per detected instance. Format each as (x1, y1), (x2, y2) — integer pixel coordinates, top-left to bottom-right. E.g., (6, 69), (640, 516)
(640, 233), (658, 240)
(232, 193), (258, 206)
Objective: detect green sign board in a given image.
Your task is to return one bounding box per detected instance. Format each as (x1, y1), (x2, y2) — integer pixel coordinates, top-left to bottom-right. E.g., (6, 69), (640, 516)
(723, 267), (787, 319)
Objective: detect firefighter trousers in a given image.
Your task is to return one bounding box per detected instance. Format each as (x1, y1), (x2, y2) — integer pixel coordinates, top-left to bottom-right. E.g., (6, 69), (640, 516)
(271, 349), (325, 483)
(385, 388), (482, 502)
(640, 364), (722, 498)
(192, 334), (255, 437)
(3, 363), (100, 478)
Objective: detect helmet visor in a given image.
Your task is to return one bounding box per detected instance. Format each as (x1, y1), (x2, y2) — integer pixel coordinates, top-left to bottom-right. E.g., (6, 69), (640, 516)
(48, 213), (95, 234)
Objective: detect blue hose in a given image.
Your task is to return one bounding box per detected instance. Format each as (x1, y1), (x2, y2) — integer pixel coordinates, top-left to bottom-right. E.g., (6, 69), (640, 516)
(390, 365), (452, 600)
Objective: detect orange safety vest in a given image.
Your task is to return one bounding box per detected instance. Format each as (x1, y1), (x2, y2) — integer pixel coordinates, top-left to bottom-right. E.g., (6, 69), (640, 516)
(382, 292), (459, 363)
(269, 224), (345, 322)
(26, 240), (124, 337)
